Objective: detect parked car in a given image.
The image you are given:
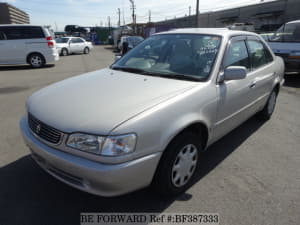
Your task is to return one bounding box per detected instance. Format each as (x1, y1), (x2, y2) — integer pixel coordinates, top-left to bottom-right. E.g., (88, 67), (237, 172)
(119, 36), (144, 55)
(20, 28), (284, 197)
(0, 25), (59, 68)
(227, 23), (255, 32)
(267, 20), (300, 73)
(56, 37), (93, 56)
(117, 35), (129, 50)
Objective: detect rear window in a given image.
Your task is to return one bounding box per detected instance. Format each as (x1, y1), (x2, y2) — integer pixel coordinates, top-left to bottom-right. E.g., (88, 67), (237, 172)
(0, 26), (45, 40)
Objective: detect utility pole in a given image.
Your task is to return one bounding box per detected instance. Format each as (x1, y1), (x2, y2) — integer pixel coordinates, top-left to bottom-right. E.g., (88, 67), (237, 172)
(189, 6), (191, 16)
(196, 0), (199, 27)
(108, 16), (111, 29)
(129, 0), (135, 25)
(123, 8), (125, 25)
(149, 10), (151, 23)
(117, 8), (121, 27)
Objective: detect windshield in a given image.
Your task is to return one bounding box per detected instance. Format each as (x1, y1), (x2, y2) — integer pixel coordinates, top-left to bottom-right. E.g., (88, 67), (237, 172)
(269, 22), (300, 42)
(112, 34), (221, 81)
(56, 37), (70, 43)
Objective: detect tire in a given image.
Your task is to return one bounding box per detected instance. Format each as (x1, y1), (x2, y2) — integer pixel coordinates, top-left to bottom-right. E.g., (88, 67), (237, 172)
(257, 88), (278, 121)
(152, 132), (202, 196)
(28, 53), (45, 68)
(83, 47), (89, 54)
(61, 48), (68, 56)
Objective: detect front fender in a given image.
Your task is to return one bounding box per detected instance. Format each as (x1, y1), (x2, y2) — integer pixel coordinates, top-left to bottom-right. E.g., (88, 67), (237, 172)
(110, 84), (217, 160)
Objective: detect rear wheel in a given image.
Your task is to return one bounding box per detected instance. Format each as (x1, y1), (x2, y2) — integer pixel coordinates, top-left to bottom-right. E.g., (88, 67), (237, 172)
(152, 132), (201, 196)
(84, 47), (89, 54)
(28, 53), (45, 68)
(257, 88), (278, 120)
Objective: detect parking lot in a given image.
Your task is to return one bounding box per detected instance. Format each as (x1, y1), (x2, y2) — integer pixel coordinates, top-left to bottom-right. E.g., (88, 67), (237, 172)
(0, 46), (299, 225)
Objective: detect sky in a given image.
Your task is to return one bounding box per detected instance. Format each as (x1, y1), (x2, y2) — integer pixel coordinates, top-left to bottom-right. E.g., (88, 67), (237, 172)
(1, 0), (275, 31)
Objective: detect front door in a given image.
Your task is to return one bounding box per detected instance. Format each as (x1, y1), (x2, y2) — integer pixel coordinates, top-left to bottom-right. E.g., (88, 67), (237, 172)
(213, 36), (254, 141)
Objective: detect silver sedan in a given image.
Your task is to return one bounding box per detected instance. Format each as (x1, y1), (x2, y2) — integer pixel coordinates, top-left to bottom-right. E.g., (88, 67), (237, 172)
(21, 28), (284, 197)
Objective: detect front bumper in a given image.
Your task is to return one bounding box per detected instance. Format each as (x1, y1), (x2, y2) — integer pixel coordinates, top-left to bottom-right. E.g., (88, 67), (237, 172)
(20, 116), (161, 197)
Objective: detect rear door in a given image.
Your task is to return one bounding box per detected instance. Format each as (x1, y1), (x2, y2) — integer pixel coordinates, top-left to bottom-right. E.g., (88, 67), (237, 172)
(24, 26), (48, 58)
(245, 36), (275, 112)
(0, 27), (8, 63)
(76, 38), (86, 52)
(0, 26), (26, 64)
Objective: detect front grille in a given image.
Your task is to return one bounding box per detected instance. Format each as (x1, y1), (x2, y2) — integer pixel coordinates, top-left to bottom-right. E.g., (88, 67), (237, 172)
(28, 113), (62, 144)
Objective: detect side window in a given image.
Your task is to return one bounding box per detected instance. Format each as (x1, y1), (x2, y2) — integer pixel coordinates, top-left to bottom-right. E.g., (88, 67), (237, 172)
(3, 27), (24, 40)
(283, 23), (300, 42)
(0, 27), (44, 40)
(246, 40), (269, 69)
(264, 46), (274, 63)
(76, 38), (84, 43)
(269, 25), (283, 42)
(224, 40), (250, 70)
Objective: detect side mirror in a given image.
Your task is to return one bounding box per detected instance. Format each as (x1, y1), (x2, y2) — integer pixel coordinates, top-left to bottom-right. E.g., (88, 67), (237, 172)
(223, 66), (247, 81)
(114, 55), (122, 62)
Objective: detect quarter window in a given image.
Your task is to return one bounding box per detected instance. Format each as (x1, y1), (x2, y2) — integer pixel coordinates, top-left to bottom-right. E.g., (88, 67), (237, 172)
(246, 40), (271, 69)
(224, 41), (250, 70)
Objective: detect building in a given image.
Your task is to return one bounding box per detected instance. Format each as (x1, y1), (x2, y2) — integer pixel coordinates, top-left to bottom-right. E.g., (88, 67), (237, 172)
(0, 3), (30, 24)
(152, 0), (300, 33)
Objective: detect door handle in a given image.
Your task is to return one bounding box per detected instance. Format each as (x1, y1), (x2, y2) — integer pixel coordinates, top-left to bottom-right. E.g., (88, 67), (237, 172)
(249, 81), (256, 89)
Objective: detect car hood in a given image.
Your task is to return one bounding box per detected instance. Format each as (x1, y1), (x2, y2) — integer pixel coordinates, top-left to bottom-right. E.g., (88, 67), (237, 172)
(28, 68), (197, 134)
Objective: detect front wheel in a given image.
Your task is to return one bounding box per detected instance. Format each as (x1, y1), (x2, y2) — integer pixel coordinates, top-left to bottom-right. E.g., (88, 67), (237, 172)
(152, 132), (201, 196)
(257, 88), (278, 120)
(61, 48), (68, 56)
(83, 47), (90, 54)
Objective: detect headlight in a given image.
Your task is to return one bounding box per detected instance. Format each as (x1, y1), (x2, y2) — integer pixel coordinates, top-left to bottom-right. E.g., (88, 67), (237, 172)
(67, 133), (104, 154)
(101, 134), (137, 156)
(66, 133), (137, 156)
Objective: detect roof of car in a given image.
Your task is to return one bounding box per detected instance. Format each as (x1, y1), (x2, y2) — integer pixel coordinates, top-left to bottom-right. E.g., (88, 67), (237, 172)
(155, 28), (258, 38)
(57, 37), (82, 39)
(0, 24), (43, 27)
(286, 20), (300, 24)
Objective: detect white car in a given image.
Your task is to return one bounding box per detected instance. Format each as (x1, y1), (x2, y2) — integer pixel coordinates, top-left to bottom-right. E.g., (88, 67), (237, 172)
(0, 25), (59, 68)
(56, 37), (93, 56)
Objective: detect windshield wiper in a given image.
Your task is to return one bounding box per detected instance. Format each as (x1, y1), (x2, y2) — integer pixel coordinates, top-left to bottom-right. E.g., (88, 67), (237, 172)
(158, 73), (204, 82)
(111, 66), (203, 81)
(111, 66), (166, 78)
(111, 66), (147, 74)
